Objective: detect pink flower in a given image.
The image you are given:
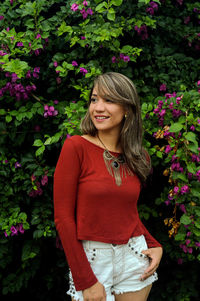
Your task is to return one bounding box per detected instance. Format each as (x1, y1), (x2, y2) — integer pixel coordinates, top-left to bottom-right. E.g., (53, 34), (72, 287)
(0, 16), (4, 20)
(195, 242), (200, 247)
(81, 36), (86, 40)
(10, 226), (18, 236)
(54, 61), (58, 67)
(71, 3), (79, 11)
(18, 223), (24, 234)
(123, 55), (130, 62)
(187, 232), (192, 237)
(190, 125), (195, 131)
(112, 56), (117, 63)
(87, 8), (93, 15)
(197, 80), (200, 86)
(17, 42), (24, 47)
(80, 67), (88, 76)
(36, 34), (41, 39)
(41, 175), (48, 186)
(180, 185), (189, 195)
(180, 204), (186, 214)
(177, 258), (183, 264)
(80, 8), (88, 19)
(173, 186), (179, 194)
(185, 239), (191, 245)
(72, 60), (78, 66)
(83, 0), (88, 6)
(160, 84), (167, 91)
(165, 145), (172, 154)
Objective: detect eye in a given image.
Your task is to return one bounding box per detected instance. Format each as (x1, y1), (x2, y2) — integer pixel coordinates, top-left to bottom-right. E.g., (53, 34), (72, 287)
(105, 99), (113, 103)
(90, 98), (97, 103)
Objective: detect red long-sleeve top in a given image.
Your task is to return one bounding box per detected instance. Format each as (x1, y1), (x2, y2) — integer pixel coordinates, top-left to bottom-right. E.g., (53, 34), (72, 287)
(53, 135), (161, 291)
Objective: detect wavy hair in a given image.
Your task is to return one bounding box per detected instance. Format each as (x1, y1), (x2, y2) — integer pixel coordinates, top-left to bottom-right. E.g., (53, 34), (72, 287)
(80, 72), (151, 183)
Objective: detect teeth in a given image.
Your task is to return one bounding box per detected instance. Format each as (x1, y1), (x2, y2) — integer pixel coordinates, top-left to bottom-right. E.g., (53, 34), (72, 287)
(96, 116), (108, 119)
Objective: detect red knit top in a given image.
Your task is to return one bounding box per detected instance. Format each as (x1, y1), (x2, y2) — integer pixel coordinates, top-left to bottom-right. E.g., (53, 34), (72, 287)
(53, 135), (161, 291)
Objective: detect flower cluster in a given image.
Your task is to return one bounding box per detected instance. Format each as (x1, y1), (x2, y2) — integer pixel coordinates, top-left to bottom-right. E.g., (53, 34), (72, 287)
(44, 105), (58, 118)
(134, 25), (148, 40)
(71, 2), (93, 20)
(0, 73), (37, 101)
(146, 1), (159, 15)
(112, 53), (130, 64)
(29, 174), (48, 197)
(153, 93), (183, 126)
(4, 223), (24, 237)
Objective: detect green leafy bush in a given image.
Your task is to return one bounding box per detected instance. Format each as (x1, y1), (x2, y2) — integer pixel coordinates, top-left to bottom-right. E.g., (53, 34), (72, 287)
(0, 0), (200, 300)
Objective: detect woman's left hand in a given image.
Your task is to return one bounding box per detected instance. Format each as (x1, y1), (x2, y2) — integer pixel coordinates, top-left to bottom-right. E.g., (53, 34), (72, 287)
(140, 247), (163, 281)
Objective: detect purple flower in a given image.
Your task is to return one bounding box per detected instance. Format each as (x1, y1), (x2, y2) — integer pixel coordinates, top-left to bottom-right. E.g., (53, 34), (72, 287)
(72, 60), (78, 66)
(54, 100), (59, 104)
(71, 3), (79, 11)
(187, 247), (193, 254)
(17, 42), (24, 47)
(80, 8), (88, 19)
(185, 239), (191, 245)
(10, 226), (18, 236)
(81, 36), (86, 40)
(83, 0), (88, 6)
(180, 204), (186, 214)
(160, 84), (167, 91)
(41, 175), (48, 186)
(197, 80), (200, 86)
(112, 56), (117, 63)
(187, 232), (192, 237)
(123, 55), (130, 62)
(146, 7), (154, 15)
(184, 16), (190, 24)
(0, 16), (4, 20)
(165, 200), (171, 206)
(190, 125), (195, 131)
(150, 1), (158, 9)
(15, 162), (21, 168)
(18, 223), (24, 234)
(165, 145), (172, 154)
(36, 34), (41, 39)
(80, 67), (88, 76)
(87, 8), (93, 15)
(195, 242), (200, 247)
(177, 258), (183, 264)
(180, 185), (189, 195)
(173, 186), (179, 194)
(54, 61), (58, 67)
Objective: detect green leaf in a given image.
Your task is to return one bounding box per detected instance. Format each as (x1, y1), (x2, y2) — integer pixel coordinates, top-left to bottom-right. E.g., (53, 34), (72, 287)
(33, 139), (43, 147)
(35, 145), (45, 156)
(174, 233), (185, 241)
(111, 0), (123, 6)
(107, 11), (115, 21)
(5, 115), (12, 123)
(169, 123), (183, 133)
(185, 132), (197, 143)
(95, 2), (106, 11)
(180, 214), (191, 225)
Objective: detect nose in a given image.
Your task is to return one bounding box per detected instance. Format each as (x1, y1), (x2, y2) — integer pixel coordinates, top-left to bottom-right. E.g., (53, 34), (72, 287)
(94, 99), (105, 112)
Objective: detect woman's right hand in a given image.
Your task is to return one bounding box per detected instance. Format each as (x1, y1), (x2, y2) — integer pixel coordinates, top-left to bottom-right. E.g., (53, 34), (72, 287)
(82, 281), (106, 301)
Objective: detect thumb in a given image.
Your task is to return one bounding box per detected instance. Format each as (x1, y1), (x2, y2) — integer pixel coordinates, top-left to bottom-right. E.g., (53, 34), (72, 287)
(141, 249), (150, 256)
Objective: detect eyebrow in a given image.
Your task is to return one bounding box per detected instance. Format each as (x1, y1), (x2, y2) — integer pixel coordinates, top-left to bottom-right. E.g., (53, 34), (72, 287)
(91, 94), (97, 97)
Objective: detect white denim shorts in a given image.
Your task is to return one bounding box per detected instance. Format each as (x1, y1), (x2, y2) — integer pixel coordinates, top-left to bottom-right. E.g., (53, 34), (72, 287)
(67, 235), (158, 301)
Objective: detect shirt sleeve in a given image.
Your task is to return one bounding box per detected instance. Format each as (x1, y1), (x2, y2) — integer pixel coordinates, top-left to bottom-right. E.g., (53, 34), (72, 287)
(53, 138), (98, 291)
(138, 218), (162, 248)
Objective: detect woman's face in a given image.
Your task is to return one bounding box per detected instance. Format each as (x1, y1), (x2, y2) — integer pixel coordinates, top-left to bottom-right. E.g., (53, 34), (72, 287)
(89, 86), (126, 134)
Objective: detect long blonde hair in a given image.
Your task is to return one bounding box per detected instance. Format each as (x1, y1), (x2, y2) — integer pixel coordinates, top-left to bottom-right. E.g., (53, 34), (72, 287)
(80, 72), (151, 183)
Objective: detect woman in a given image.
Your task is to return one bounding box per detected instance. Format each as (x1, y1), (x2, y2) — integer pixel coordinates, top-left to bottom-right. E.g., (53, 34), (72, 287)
(54, 72), (163, 301)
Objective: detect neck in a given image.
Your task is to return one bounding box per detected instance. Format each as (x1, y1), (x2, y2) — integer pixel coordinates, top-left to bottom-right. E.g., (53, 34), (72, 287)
(97, 130), (121, 153)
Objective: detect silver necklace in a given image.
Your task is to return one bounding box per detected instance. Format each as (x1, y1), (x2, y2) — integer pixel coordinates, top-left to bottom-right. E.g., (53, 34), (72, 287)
(97, 134), (131, 186)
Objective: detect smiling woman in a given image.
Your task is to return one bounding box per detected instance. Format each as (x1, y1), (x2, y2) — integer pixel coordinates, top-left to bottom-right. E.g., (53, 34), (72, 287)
(54, 72), (163, 301)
